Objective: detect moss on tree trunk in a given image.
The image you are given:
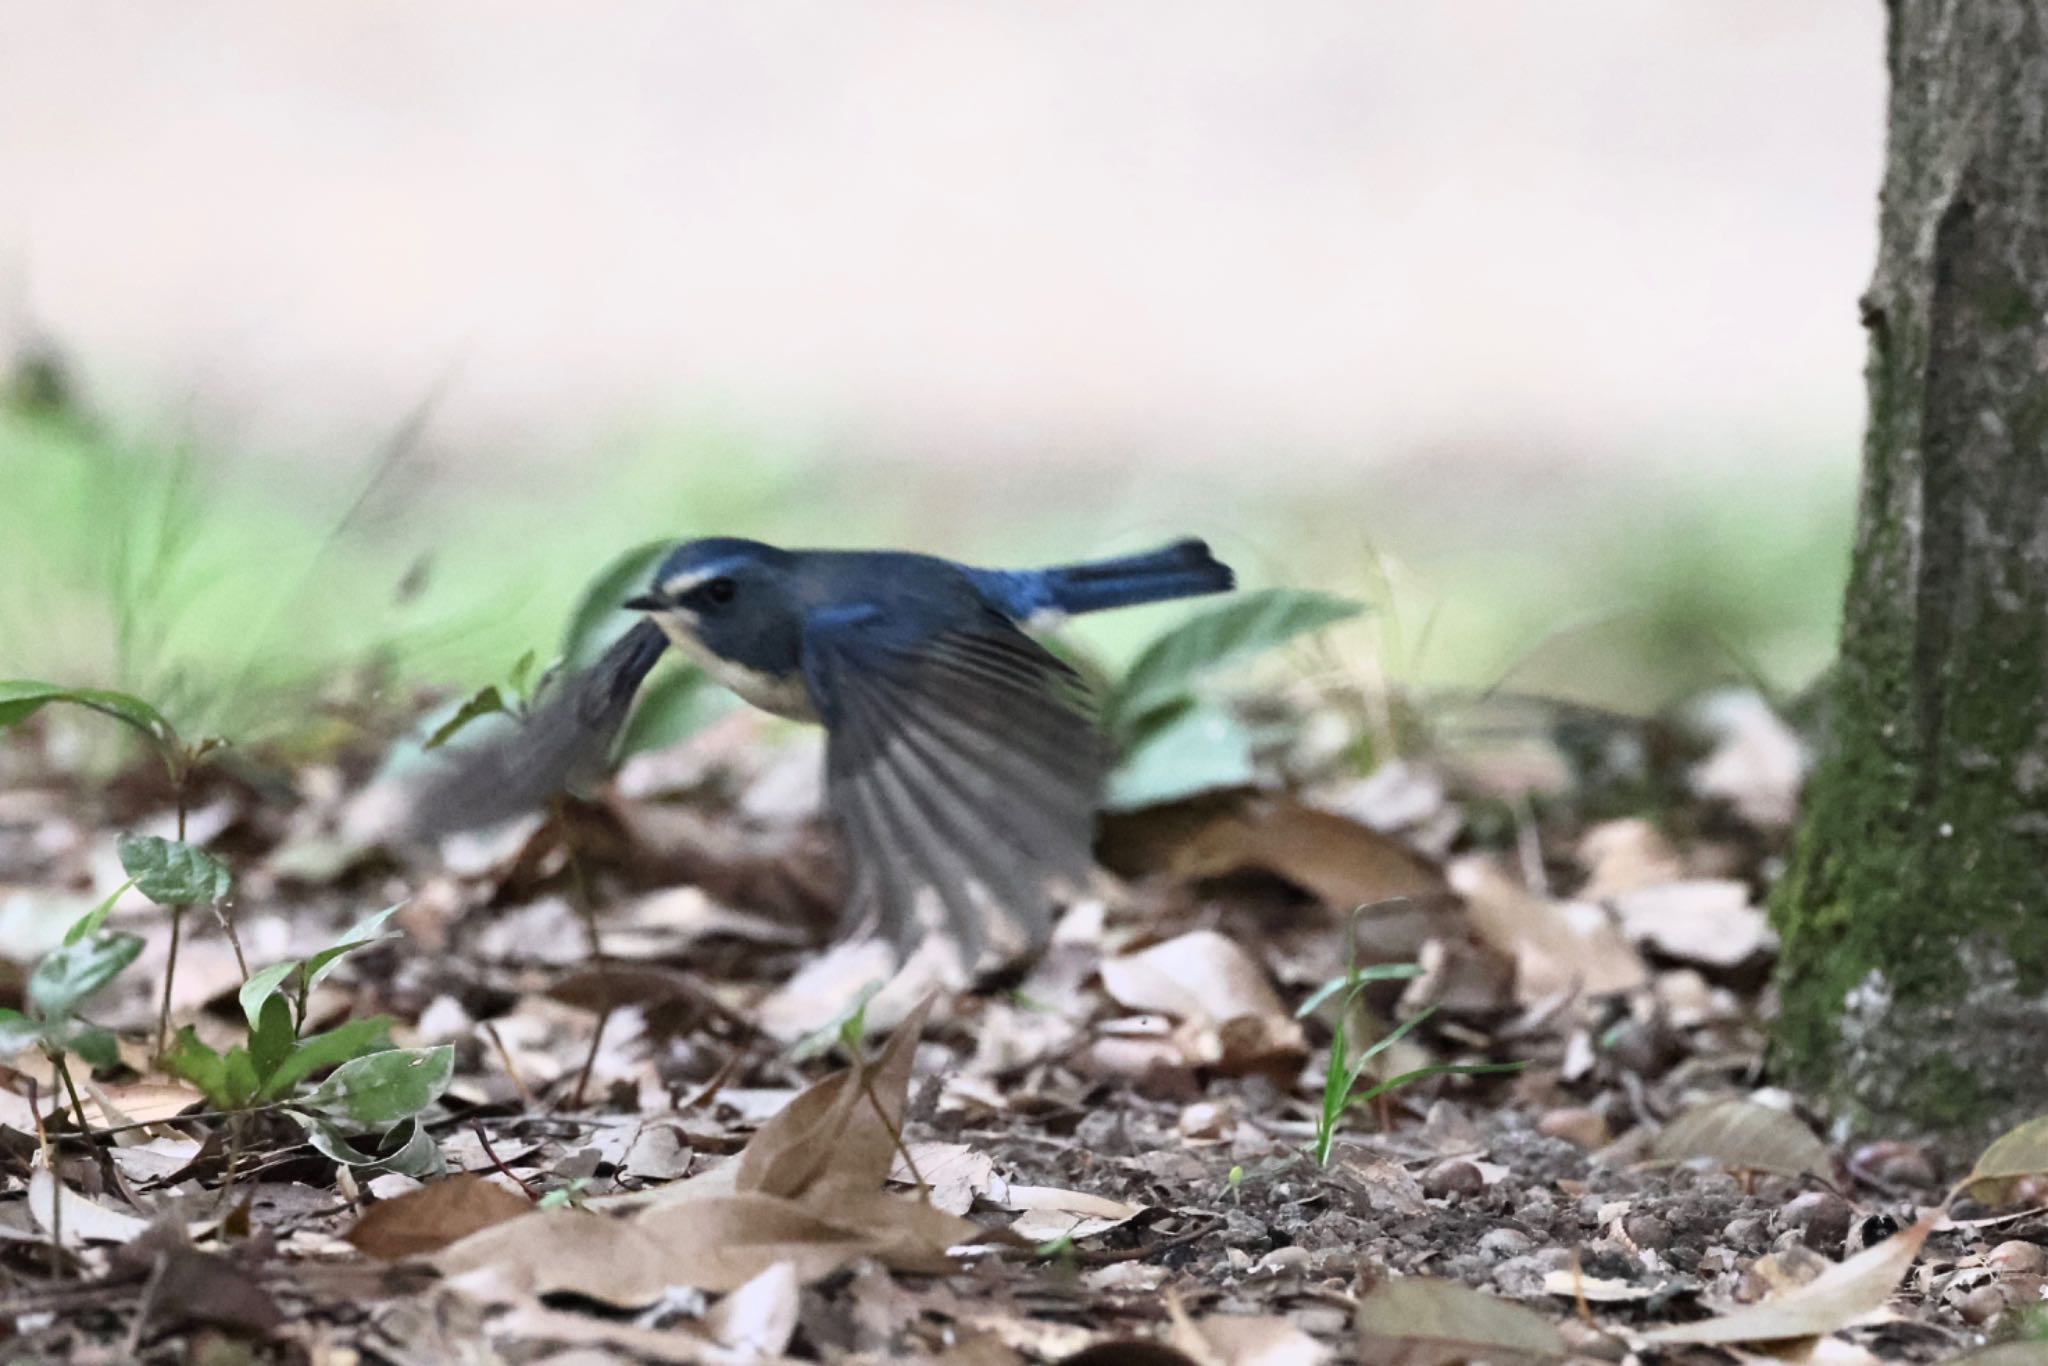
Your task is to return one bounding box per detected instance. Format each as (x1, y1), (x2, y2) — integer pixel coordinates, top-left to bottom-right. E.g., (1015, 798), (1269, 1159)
(1771, 0), (2048, 1144)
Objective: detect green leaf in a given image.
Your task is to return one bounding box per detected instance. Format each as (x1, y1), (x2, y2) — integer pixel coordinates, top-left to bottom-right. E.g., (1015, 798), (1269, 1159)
(300, 1046), (454, 1126)
(0, 680), (180, 752)
(1295, 962), (1426, 1020)
(301, 905), (402, 997)
(423, 684), (508, 751)
(117, 834), (231, 906)
(238, 961), (300, 1030)
(561, 539), (675, 671)
(506, 649), (540, 702)
(297, 1114), (446, 1176)
(1106, 589), (1365, 736)
(1103, 701), (1257, 810)
(261, 1016), (396, 1100)
(248, 993), (296, 1084)
(0, 1008), (44, 1055)
(61, 1025), (121, 1070)
(164, 1028), (234, 1110)
(63, 879), (136, 946)
(28, 931), (144, 1020)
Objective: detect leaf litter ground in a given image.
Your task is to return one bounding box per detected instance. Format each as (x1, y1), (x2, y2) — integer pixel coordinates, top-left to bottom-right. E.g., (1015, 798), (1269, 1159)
(0, 693), (2044, 1363)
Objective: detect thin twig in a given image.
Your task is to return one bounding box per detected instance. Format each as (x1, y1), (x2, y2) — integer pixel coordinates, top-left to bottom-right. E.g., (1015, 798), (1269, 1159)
(469, 1120), (540, 1201)
(555, 801), (612, 1111)
(121, 1251), (170, 1358)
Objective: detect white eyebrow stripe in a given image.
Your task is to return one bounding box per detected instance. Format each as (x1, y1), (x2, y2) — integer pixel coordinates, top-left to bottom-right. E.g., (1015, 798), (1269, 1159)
(659, 560), (743, 597)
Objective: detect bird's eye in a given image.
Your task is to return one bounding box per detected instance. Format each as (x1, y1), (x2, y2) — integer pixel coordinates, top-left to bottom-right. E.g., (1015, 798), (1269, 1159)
(703, 576), (737, 606)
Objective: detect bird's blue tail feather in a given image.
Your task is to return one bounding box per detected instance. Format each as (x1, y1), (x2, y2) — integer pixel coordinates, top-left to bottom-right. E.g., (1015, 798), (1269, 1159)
(994, 538), (1234, 618)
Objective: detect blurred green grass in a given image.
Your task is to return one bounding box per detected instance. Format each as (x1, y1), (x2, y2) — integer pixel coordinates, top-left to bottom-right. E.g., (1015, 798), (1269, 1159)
(0, 395), (1853, 750)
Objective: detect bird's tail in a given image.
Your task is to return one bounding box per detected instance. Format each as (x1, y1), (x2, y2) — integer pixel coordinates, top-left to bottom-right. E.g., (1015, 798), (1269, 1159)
(1032, 538), (1234, 616)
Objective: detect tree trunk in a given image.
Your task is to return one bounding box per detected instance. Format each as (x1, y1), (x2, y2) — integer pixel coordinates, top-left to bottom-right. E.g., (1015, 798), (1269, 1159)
(1771, 0), (2048, 1144)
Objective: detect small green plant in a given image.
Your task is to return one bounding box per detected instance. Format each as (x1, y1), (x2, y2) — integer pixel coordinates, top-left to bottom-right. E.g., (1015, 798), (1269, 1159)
(1298, 962), (1523, 1166)
(0, 929), (146, 1085)
(0, 681), (238, 1057)
(165, 905), (451, 1175)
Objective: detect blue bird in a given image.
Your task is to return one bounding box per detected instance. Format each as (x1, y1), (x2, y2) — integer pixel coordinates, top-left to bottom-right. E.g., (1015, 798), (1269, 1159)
(417, 537), (1233, 965)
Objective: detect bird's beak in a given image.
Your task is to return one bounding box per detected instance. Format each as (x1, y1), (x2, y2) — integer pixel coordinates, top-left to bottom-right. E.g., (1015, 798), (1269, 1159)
(623, 592), (665, 612)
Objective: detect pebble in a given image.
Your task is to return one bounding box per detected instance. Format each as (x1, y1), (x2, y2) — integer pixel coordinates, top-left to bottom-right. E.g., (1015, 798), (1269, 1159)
(1539, 1107), (1611, 1151)
(1988, 1240), (2048, 1275)
(1850, 1139), (1937, 1189)
(1956, 1283), (2007, 1326)
(1422, 1158), (1484, 1200)
(1478, 1228), (1534, 1260)
(1623, 1212), (1672, 1249)
(1253, 1246), (1312, 1277)
(1774, 1190), (1851, 1253)
(1720, 1220), (1769, 1253)
(1557, 1318), (1629, 1361)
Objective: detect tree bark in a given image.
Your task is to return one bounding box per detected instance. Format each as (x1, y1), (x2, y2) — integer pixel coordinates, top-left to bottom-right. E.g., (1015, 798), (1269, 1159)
(1771, 0), (2048, 1143)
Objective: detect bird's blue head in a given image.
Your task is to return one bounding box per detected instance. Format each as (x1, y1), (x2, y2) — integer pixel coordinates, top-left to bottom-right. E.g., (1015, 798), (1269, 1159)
(623, 538), (813, 715)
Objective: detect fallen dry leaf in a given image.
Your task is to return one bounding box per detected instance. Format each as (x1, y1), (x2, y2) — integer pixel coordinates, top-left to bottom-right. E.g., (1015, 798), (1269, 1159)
(1957, 1113), (2048, 1206)
(1099, 791), (1449, 910)
(1100, 930), (1305, 1074)
(705, 1259), (801, 1357)
(1356, 1276), (1564, 1363)
(1450, 856), (1646, 1004)
(1168, 1303), (1328, 1365)
(990, 1182), (1145, 1243)
(1639, 1214), (1937, 1345)
(889, 1140), (998, 1216)
(348, 1173), (535, 1259)
(1610, 879), (1774, 968)
(1647, 1098), (1831, 1180)
(29, 1162), (154, 1247)
(435, 993), (999, 1298)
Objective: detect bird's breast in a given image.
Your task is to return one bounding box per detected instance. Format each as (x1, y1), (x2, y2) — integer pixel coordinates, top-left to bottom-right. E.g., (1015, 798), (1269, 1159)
(653, 617), (818, 721)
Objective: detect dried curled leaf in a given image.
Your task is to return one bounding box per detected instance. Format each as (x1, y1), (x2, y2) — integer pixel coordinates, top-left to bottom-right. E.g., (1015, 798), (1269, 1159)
(1648, 1098), (1831, 1179)
(1957, 1113), (2048, 1206)
(1639, 1215), (1937, 1346)
(1356, 1277), (1564, 1363)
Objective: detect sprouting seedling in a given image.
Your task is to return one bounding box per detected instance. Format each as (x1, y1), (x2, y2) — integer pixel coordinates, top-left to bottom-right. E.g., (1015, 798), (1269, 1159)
(0, 927), (147, 1153)
(1, 681), (239, 1059)
(423, 649), (549, 751)
(1300, 961), (1523, 1166)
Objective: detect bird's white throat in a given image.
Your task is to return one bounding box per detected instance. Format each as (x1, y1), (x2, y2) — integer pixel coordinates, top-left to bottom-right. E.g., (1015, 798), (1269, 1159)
(650, 613), (818, 721)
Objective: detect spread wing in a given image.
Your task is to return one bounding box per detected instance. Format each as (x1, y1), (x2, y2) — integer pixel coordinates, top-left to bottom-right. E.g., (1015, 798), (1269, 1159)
(801, 605), (1106, 966)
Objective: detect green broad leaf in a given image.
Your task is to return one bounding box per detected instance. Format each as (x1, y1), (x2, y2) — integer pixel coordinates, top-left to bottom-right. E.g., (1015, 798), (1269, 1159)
(238, 960), (301, 1030)
(261, 1016), (396, 1100)
(296, 1114), (446, 1177)
(1106, 589), (1365, 736)
(27, 931), (145, 1020)
(301, 905), (403, 998)
(562, 539), (675, 671)
(506, 648), (540, 703)
(117, 834), (231, 906)
(0, 680), (180, 751)
(61, 1025), (121, 1070)
(0, 1008), (44, 1055)
(1103, 701), (1257, 810)
(164, 1028), (234, 1110)
(248, 993), (296, 1084)
(423, 684), (508, 751)
(301, 1045), (454, 1126)
(63, 878), (136, 946)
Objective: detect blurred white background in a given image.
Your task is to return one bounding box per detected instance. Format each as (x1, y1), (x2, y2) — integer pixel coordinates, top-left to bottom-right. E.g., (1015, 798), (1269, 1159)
(3, 2), (1881, 481)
